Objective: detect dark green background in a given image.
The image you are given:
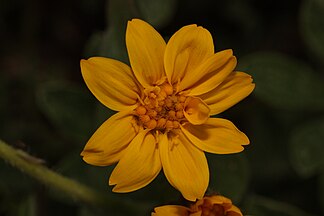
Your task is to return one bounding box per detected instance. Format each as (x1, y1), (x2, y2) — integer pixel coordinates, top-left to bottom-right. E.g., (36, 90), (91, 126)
(1, 0), (324, 215)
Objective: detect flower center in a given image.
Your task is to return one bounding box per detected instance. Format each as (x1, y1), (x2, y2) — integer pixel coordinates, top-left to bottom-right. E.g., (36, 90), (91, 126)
(134, 83), (187, 131)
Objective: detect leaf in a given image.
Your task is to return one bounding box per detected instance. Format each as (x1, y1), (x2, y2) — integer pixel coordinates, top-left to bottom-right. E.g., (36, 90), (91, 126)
(289, 118), (324, 178)
(238, 52), (324, 111)
(136, 0), (177, 28)
(244, 195), (315, 216)
(319, 172), (324, 213)
(36, 81), (97, 143)
(207, 153), (249, 203)
(300, 0), (324, 60)
(243, 102), (294, 185)
(84, 0), (138, 62)
(9, 195), (37, 216)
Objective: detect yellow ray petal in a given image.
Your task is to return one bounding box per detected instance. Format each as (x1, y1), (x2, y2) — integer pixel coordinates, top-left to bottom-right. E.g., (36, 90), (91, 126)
(80, 57), (140, 111)
(187, 56), (237, 96)
(126, 19), (166, 87)
(190, 212), (202, 216)
(152, 205), (190, 216)
(179, 49), (233, 92)
(205, 195), (232, 205)
(226, 205), (243, 216)
(164, 24), (214, 85)
(109, 130), (162, 192)
(81, 111), (138, 166)
(183, 97), (210, 125)
(159, 132), (209, 201)
(181, 118), (249, 154)
(201, 72), (255, 115)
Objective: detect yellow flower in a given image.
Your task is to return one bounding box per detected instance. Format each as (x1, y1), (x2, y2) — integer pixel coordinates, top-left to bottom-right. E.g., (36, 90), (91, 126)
(80, 19), (255, 201)
(152, 195), (243, 216)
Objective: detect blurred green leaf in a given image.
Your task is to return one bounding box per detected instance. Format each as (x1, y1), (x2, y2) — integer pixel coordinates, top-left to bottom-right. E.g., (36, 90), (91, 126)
(94, 98), (116, 127)
(0, 162), (34, 213)
(244, 103), (294, 185)
(244, 195), (315, 216)
(55, 151), (109, 192)
(319, 172), (324, 213)
(208, 153), (249, 203)
(239, 52), (324, 111)
(36, 81), (97, 143)
(300, 0), (324, 60)
(85, 0), (175, 61)
(289, 118), (324, 177)
(136, 0), (176, 28)
(84, 0), (138, 61)
(9, 195), (37, 216)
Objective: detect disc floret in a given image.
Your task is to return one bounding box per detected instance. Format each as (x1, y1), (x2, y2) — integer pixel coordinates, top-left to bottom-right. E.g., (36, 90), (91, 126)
(135, 83), (187, 131)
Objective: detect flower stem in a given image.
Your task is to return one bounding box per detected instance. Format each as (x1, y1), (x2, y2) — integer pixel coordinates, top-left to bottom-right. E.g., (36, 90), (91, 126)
(0, 139), (146, 214)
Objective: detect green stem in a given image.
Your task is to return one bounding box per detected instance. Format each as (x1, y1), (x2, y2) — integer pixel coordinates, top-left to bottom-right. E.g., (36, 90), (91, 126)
(0, 139), (147, 214)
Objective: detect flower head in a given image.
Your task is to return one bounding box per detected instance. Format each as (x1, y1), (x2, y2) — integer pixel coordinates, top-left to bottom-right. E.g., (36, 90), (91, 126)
(152, 195), (243, 216)
(80, 19), (255, 201)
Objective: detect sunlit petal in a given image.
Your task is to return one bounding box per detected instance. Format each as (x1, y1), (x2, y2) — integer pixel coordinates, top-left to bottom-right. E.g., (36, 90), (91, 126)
(179, 49), (233, 92)
(187, 56), (237, 96)
(109, 130), (162, 192)
(159, 132), (209, 201)
(80, 57), (140, 111)
(181, 118), (249, 154)
(164, 24), (214, 85)
(126, 19), (166, 87)
(201, 71), (255, 115)
(152, 205), (190, 216)
(81, 111), (138, 166)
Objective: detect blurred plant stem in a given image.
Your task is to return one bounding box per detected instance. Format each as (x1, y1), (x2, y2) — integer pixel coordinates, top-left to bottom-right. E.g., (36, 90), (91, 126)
(0, 139), (145, 215)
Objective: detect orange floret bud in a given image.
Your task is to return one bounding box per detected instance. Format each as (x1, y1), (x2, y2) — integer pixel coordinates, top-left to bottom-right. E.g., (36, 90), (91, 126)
(157, 118), (166, 128)
(135, 106), (147, 115)
(146, 119), (157, 129)
(163, 83), (174, 95)
(176, 110), (184, 119)
(140, 115), (150, 123)
(165, 120), (173, 129)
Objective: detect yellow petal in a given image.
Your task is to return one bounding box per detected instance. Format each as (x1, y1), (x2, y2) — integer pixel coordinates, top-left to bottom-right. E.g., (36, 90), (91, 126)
(152, 205), (190, 216)
(183, 97), (210, 125)
(81, 111), (138, 166)
(201, 72), (255, 115)
(205, 195), (232, 205)
(164, 24), (214, 85)
(81, 57), (140, 111)
(109, 130), (162, 192)
(159, 132), (209, 201)
(126, 19), (166, 87)
(179, 49), (233, 92)
(181, 118), (249, 154)
(226, 205), (243, 216)
(187, 56), (237, 96)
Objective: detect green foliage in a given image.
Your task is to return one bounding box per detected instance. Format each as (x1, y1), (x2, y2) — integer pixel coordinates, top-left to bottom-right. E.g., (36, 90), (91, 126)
(208, 153), (249, 203)
(301, 0), (324, 60)
(239, 52), (324, 111)
(136, 0), (177, 28)
(244, 195), (315, 216)
(289, 118), (324, 177)
(36, 81), (97, 143)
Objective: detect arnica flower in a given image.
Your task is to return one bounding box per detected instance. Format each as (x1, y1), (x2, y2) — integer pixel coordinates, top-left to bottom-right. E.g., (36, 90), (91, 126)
(152, 195), (243, 216)
(80, 19), (255, 201)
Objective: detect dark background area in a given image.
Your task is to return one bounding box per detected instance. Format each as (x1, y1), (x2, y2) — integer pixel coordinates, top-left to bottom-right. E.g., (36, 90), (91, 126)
(1, 0), (324, 215)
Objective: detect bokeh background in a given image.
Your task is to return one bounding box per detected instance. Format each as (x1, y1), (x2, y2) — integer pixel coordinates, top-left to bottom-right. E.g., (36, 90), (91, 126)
(1, 0), (324, 215)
